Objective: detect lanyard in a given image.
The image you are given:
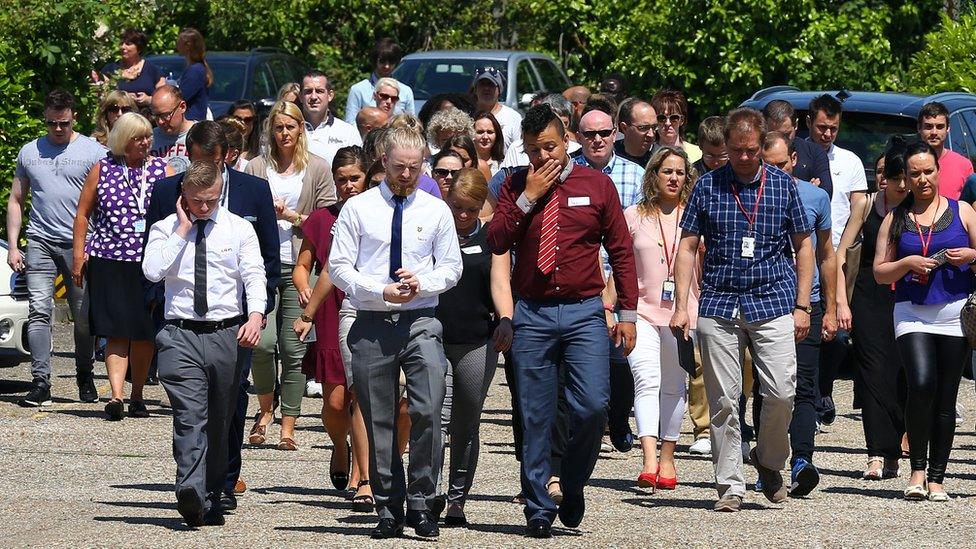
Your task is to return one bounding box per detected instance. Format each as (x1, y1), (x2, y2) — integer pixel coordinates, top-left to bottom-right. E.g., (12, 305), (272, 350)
(123, 162), (149, 216)
(657, 206), (681, 278)
(911, 198), (943, 256)
(730, 166), (766, 231)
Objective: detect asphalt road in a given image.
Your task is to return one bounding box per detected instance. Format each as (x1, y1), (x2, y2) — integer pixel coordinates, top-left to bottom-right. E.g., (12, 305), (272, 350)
(2, 321), (976, 547)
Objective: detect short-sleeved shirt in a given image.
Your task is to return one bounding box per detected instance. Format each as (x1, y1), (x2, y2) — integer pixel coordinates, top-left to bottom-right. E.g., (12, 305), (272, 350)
(492, 104), (523, 152)
(823, 142), (867, 247)
(101, 59), (162, 97)
(151, 125), (193, 174)
(305, 115), (362, 165)
(795, 179), (832, 303)
(680, 162), (813, 323)
(15, 134), (107, 242)
(87, 156), (168, 261)
(937, 148), (975, 200)
(179, 63), (209, 121)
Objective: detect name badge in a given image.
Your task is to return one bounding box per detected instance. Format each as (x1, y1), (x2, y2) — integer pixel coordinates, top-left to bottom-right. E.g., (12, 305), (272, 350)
(461, 245), (482, 255)
(741, 236), (755, 258)
(661, 279), (676, 302)
(568, 196), (590, 207)
(133, 219), (147, 233)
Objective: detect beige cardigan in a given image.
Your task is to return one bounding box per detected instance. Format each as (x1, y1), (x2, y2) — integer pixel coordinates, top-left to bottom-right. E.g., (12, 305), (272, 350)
(245, 153), (337, 261)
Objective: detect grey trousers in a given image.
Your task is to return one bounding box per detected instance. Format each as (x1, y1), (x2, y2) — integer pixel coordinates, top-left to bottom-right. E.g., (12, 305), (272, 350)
(349, 309), (447, 521)
(437, 342), (498, 504)
(156, 323), (241, 512)
(697, 313), (796, 498)
(25, 237), (94, 386)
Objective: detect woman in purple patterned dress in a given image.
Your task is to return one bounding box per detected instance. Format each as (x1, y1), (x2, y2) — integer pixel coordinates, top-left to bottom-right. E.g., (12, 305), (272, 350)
(72, 113), (173, 420)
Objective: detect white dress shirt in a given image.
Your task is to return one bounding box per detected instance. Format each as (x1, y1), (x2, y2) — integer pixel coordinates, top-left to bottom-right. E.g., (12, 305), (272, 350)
(825, 142), (867, 248)
(143, 206), (267, 321)
(329, 182), (462, 311)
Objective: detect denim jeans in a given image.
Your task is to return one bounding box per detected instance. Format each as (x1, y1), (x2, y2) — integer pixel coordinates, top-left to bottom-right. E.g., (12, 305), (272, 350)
(25, 237), (94, 387)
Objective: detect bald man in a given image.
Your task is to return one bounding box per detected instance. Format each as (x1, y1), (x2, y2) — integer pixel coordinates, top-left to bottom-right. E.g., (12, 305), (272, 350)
(615, 99), (659, 168)
(356, 106), (389, 139)
(563, 86), (591, 132)
(150, 85), (196, 173)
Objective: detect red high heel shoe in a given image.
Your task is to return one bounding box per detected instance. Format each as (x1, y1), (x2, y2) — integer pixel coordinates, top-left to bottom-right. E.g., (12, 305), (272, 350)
(637, 471), (658, 489)
(656, 469), (678, 490)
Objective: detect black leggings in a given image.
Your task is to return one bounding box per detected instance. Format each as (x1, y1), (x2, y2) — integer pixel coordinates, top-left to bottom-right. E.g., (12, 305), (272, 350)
(896, 332), (968, 483)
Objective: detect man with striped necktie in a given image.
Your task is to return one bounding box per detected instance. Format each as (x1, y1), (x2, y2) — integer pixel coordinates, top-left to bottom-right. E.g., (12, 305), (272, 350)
(488, 105), (638, 538)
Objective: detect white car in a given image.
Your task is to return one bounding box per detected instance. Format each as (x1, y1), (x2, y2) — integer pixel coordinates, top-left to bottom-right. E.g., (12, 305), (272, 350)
(0, 241), (30, 366)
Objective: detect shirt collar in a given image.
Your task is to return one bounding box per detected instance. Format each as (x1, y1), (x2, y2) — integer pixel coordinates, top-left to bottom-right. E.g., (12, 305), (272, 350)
(191, 204), (223, 225)
(304, 113), (335, 132)
(369, 73), (379, 86)
(558, 159), (575, 183)
(460, 219), (482, 241)
(732, 162), (765, 186)
(581, 152), (616, 174)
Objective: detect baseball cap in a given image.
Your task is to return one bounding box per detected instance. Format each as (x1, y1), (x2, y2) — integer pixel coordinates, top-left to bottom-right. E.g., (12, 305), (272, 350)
(473, 66), (505, 89)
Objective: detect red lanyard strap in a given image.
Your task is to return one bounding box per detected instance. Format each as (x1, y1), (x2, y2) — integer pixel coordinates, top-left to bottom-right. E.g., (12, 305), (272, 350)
(657, 207), (681, 277)
(730, 166), (766, 230)
(911, 198), (943, 257)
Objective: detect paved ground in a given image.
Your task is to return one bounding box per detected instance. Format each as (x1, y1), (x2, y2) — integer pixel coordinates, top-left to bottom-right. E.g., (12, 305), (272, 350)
(2, 321), (976, 547)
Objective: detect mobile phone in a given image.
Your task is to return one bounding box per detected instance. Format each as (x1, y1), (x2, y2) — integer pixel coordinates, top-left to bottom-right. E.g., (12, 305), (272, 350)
(929, 248), (948, 267)
(302, 327), (317, 343)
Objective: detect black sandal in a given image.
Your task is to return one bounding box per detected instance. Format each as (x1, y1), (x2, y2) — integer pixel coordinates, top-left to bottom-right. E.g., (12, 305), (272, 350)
(351, 479), (374, 513)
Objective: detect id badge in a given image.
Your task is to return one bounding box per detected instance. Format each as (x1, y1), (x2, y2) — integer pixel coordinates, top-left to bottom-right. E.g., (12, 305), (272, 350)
(741, 236), (755, 258)
(661, 279), (676, 302)
(133, 219), (147, 233)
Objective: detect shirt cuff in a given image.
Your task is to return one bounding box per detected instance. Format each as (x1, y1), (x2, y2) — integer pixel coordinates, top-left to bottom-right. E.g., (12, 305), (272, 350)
(516, 192), (536, 214)
(617, 310), (638, 323)
(247, 299), (267, 318)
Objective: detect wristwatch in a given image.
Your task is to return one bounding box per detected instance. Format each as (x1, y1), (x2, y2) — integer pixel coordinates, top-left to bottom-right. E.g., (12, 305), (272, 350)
(292, 214), (303, 228)
(300, 312), (313, 323)
(795, 303), (813, 314)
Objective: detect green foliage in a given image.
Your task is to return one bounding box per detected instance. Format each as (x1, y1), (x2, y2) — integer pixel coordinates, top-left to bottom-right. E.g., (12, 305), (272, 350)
(907, 8), (976, 95)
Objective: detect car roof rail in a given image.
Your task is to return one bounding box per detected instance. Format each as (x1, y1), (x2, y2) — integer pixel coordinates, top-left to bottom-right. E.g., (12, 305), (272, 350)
(747, 85), (801, 101)
(929, 91), (976, 102)
(250, 47), (286, 54)
(835, 89), (851, 103)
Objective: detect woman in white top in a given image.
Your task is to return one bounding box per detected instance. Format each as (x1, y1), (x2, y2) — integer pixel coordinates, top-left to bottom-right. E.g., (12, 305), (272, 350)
(245, 100), (336, 450)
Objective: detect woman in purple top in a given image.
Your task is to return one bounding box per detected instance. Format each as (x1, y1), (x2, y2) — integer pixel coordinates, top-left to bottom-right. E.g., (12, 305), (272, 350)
(72, 113), (174, 420)
(874, 141), (976, 502)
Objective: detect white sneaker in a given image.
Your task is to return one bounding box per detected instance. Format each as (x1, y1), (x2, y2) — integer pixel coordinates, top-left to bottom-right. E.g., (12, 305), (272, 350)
(689, 437), (712, 455)
(305, 380), (323, 398)
(956, 403), (964, 427)
(741, 441), (751, 463)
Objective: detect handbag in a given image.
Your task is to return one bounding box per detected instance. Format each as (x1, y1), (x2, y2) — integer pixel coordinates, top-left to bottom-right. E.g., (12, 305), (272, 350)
(962, 291), (976, 347)
(843, 193), (875, 304)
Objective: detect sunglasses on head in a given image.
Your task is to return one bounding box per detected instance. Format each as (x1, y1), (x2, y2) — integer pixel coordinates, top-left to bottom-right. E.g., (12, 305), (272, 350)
(581, 129), (614, 140)
(657, 114), (683, 125)
(107, 105), (133, 115)
(432, 168), (461, 179)
(45, 120), (71, 129)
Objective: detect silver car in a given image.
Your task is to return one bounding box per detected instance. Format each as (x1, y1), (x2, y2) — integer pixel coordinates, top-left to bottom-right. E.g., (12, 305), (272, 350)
(0, 241), (30, 366)
(392, 49), (571, 114)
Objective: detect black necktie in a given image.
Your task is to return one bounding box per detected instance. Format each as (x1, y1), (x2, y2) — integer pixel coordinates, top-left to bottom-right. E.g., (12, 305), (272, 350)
(193, 219), (208, 317)
(389, 194), (405, 282)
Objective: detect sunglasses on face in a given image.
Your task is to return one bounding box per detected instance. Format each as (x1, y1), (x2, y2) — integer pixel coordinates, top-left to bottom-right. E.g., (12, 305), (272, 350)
(376, 92), (399, 103)
(107, 105), (133, 115)
(581, 129), (614, 140)
(238, 116), (255, 123)
(657, 114), (683, 125)
(45, 120), (71, 129)
(432, 168), (461, 179)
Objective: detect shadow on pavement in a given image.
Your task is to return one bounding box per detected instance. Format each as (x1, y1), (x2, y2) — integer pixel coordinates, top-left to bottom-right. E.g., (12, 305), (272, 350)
(621, 496), (766, 511)
(820, 486), (903, 499)
(96, 500), (176, 511)
(250, 485), (335, 497)
(93, 515), (193, 531)
(110, 483), (174, 492)
(0, 379), (31, 394)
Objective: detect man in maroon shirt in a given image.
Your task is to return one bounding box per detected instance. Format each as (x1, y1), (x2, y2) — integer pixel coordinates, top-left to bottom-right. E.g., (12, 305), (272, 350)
(488, 105), (638, 538)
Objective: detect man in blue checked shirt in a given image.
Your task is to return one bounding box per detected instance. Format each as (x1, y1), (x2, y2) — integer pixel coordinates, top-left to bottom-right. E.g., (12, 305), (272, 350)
(574, 108), (643, 454)
(670, 108), (815, 513)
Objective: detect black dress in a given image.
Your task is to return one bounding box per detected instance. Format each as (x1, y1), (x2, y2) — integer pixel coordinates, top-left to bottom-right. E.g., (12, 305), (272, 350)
(850, 197), (906, 459)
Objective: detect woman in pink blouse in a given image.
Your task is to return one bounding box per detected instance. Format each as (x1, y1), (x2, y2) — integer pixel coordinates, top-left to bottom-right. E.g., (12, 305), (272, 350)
(624, 147), (700, 491)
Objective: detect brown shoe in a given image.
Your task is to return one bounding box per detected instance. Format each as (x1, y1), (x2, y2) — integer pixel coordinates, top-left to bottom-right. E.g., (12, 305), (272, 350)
(713, 494), (742, 512)
(750, 448), (787, 503)
(277, 437), (299, 451)
(234, 479), (246, 495)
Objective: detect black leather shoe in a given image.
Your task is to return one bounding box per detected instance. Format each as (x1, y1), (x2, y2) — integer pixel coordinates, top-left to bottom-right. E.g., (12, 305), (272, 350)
(176, 488), (204, 527)
(77, 373), (98, 403)
(443, 513), (468, 528)
(429, 495), (446, 521)
(203, 506), (225, 526)
(406, 510), (439, 538)
(220, 493), (237, 511)
(610, 430), (634, 452)
(557, 491), (585, 528)
(370, 518), (404, 539)
(525, 518), (552, 538)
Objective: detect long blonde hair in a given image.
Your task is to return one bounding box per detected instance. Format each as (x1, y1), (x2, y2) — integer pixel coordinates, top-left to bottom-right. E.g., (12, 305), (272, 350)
(92, 90), (137, 146)
(264, 100), (311, 173)
(637, 146), (697, 217)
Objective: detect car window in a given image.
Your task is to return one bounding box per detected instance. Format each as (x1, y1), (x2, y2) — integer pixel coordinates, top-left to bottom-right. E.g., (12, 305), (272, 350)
(267, 58), (296, 90)
(515, 60), (537, 97)
(392, 59), (506, 100)
(953, 110), (976, 164)
(205, 61), (248, 102)
(288, 58), (306, 83)
(797, 110), (917, 168)
(249, 62), (275, 100)
(530, 59), (566, 92)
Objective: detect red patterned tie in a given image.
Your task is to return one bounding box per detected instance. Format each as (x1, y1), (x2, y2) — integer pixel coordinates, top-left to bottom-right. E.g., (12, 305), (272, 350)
(537, 189), (559, 274)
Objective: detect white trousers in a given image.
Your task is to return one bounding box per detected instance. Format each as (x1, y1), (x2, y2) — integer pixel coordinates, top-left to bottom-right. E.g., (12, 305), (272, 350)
(627, 318), (690, 441)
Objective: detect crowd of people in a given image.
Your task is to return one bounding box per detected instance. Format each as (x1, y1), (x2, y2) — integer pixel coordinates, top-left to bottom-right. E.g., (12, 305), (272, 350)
(8, 26), (976, 539)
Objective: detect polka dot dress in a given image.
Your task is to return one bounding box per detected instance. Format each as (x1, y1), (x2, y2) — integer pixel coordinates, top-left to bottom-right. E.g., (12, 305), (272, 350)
(87, 155), (167, 261)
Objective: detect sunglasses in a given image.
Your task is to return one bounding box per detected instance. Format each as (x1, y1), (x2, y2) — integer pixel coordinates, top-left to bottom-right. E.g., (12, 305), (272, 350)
(657, 114), (683, 125)
(45, 120), (72, 129)
(238, 116), (255, 123)
(580, 129), (614, 140)
(376, 92), (399, 103)
(432, 168), (461, 179)
(107, 105), (133, 115)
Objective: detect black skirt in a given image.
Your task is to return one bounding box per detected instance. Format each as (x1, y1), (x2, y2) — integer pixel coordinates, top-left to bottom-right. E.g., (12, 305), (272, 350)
(87, 256), (155, 340)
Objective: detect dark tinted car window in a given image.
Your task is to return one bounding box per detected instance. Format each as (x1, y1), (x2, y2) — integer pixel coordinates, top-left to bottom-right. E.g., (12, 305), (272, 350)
(268, 58), (296, 90)
(393, 59), (506, 100)
(798, 110), (917, 166)
(250, 62), (275, 99)
(515, 60), (536, 97)
(531, 59), (566, 91)
(954, 110), (976, 164)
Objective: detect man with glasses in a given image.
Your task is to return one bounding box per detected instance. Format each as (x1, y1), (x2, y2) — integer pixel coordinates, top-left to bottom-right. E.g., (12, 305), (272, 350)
(614, 99), (659, 168)
(8, 90), (104, 407)
(763, 100), (833, 197)
(150, 85), (196, 174)
(472, 66), (522, 152)
(301, 70), (362, 165)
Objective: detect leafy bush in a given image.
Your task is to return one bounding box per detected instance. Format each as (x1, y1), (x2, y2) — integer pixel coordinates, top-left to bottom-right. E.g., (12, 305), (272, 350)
(907, 8), (976, 94)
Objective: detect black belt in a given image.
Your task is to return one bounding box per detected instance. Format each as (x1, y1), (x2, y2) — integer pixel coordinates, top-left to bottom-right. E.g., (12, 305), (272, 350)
(166, 316), (244, 333)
